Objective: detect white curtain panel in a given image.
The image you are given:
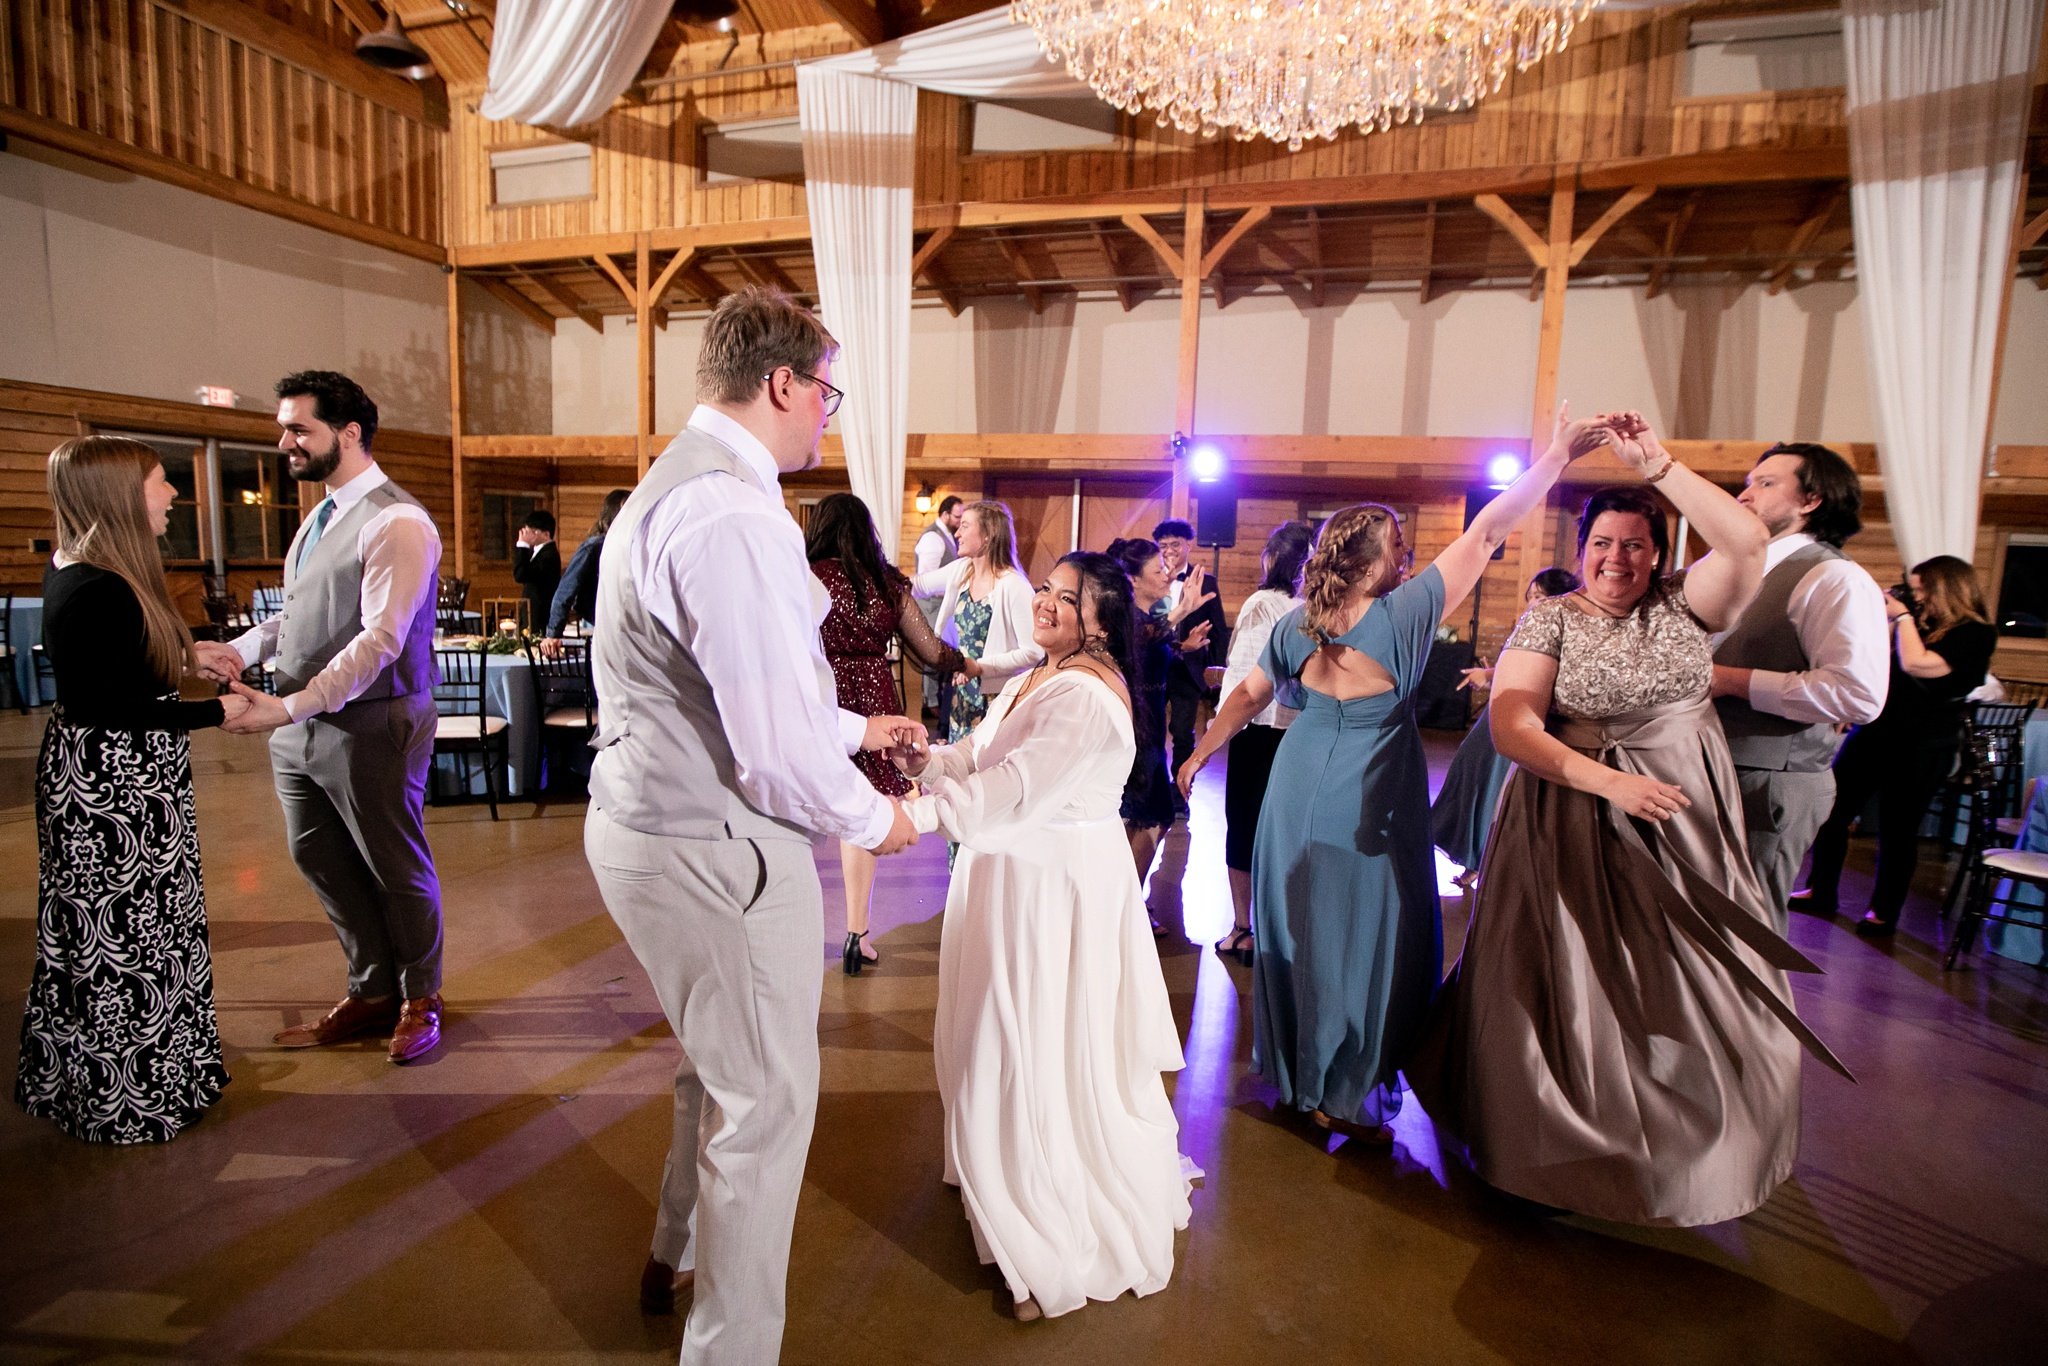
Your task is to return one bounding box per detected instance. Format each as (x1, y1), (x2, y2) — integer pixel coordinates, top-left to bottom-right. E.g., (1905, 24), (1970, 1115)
(479, 0), (673, 127)
(806, 6), (1088, 97)
(1842, 0), (2045, 564)
(798, 67), (918, 556)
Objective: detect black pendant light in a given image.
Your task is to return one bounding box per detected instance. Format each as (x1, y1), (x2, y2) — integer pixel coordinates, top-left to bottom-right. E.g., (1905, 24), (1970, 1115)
(355, 12), (433, 74)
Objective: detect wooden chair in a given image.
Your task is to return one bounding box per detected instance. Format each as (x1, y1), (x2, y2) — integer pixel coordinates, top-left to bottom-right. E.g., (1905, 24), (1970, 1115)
(527, 637), (596, 793)
(438, 577), (471, 612)
(429, 647), (507, 820)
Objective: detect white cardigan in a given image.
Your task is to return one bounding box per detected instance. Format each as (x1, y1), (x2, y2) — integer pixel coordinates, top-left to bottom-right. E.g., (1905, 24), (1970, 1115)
(912, 560), (1043, 692)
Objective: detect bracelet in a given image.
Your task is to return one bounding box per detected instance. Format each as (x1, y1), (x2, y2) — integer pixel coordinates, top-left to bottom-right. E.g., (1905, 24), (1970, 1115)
(1643, 456), (1675, 483)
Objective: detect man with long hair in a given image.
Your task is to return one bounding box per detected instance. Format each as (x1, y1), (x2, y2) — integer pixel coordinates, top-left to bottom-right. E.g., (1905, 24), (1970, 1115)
(1709, 441), (1889, 927)
(194, 370), (448, 1064)
(582, 286), (918, 1364)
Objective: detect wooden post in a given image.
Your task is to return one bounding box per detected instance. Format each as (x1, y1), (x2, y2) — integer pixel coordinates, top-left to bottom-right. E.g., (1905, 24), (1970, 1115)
(447, 263), (466, 578)
(636, 235), (654, 474)
(1173, 193), (1205, 521)
(1519, 185), (1577, 591)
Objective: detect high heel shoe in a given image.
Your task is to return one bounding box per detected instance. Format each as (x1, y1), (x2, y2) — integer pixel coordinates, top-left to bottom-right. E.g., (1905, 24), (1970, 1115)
(841, 931), (879, 976)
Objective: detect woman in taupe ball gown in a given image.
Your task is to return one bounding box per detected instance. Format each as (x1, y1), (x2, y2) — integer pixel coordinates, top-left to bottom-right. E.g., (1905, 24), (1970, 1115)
(1412, 414), (1851, 1228)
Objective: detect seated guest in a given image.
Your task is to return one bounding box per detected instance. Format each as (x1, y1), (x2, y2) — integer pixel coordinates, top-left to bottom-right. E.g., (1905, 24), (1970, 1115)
(17, 435), (251, 1143)
(541, 489), (628, 657)
(512, 509), (560, 630)
(1795, 555), (1999, 936)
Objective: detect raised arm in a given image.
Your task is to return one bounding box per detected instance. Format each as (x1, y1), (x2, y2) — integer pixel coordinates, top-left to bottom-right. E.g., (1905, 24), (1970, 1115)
(1490, 647), (1691, 823)
(895, 584), (966, 676)
(1611, 415), (1767, 631)
(1177, 665), (1274, 794)
(1431, 401), (1607, 616)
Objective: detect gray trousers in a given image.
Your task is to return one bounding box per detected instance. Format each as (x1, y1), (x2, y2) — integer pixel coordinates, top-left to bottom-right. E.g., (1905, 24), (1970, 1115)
(270, 692), (443, 1000)
(585, 805), (822, 1366)
(1736, 765), (1836, 936)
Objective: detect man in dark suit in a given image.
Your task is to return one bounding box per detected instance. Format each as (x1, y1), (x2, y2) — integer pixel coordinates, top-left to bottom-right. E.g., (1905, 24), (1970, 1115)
(1153, 517), (1227, 815)
(512, 509), (561, 632)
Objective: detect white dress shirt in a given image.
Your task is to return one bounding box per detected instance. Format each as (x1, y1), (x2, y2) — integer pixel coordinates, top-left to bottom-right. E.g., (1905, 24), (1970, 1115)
(230, 463), (440, 723)
(625, 405), (891, 849)
(913, 524), (956, 581)
(1736, 531), (1891, 726)
(1220, 588), (1303, 729)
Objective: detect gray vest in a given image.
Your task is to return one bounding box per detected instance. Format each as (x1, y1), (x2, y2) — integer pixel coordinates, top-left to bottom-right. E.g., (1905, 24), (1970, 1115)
(274, 478), (438, 701)
(587, 428), (811, 843)
(1713, 540), (1844, 772)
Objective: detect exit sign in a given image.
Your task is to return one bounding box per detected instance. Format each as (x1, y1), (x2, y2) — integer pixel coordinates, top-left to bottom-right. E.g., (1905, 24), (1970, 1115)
(197, 385), (239, 407)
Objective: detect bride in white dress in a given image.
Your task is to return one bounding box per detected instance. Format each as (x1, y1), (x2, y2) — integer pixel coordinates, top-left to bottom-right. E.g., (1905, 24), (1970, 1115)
(891, 550), (1195, 1321)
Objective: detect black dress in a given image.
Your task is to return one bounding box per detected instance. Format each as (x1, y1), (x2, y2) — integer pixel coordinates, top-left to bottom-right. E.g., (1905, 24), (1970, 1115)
(16, 563), (229, 1143)
(1121, 618), (1180, 829)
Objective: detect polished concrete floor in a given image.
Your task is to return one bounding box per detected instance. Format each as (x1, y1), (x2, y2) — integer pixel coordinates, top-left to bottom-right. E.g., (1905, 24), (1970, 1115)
(1, 707), (2044, 1365)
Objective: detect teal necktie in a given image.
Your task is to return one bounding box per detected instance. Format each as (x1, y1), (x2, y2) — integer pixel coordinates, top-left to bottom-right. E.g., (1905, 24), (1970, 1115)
(295, 497), (336, 576)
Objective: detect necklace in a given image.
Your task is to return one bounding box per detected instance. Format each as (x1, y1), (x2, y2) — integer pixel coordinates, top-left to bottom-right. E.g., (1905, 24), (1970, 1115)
(1571, 589), (1634, 621)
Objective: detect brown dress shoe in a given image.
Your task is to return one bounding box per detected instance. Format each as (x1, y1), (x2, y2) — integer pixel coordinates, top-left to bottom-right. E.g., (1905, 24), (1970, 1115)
(274, 994), (400, 1049)
(386, 994), (443, 1064)
(638, 1256), (696, 1315)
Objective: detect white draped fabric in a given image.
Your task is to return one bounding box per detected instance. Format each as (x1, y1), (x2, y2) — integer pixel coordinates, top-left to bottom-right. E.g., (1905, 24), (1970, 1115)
(798, 67), (919, 556)
(479, 0), (672, 128)
(798, 10), (1099, 551)
(1842, 0), (2045, 563)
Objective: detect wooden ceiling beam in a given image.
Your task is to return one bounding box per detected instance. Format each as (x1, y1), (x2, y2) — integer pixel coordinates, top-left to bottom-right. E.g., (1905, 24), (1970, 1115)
(677, 262), (729, 308)
(648, 248), (696, 317)
(470, 275), (556, 334)
(331, 0), (384, 35)
(1418, 202), (1439, 304)
(988, 229), (1045, 313)
(1765, 188), (1846, 294)
(1566, 185), (1655, 267)
(160, 0), (446, 128)
(2017, 206), (2048, 253)
(1092, 228), (1135, 312)
(517, 267), (603, 331)
(1121, 213), (1185, 279)
(591, 252), (640, 308)
(1645, 191), (1702, 300)
(812, 0), (889, 47)
(1199, 205), (1271, 277)
(912, 225), (956, 278)
(1305, 207), (1326, 308)
(1474, 194), (1551, 268)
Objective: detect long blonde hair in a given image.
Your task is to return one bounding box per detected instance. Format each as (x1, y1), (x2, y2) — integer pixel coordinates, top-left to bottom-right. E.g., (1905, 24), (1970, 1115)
(1300, 503), (1404, 645)
(964, 500), (1021, 576)
(48, 435), (195, 687)
(1912, 555), (1991, 644)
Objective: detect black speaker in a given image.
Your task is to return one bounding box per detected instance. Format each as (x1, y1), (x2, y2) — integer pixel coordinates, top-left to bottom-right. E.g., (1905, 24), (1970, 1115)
(1195, 486), (1238, 548)
(1463, 487), (1507, 560)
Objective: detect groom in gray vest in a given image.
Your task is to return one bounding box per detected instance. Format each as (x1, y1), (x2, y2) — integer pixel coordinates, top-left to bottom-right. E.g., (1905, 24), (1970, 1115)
(584, 287), (918, 1365)
(1710, 442), (1889, 929)
(200, 371), (447, 1064)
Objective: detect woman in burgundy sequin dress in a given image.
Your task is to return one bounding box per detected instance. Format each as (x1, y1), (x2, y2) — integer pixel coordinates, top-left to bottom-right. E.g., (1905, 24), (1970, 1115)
(807, 494), (965, 974)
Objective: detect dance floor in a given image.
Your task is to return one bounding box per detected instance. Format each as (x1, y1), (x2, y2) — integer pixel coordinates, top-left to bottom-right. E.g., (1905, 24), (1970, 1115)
(1, 709), (2043, 1365)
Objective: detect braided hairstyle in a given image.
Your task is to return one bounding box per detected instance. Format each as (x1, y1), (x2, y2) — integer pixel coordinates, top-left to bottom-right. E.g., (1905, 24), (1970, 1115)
(1299, 503), (1404, 645)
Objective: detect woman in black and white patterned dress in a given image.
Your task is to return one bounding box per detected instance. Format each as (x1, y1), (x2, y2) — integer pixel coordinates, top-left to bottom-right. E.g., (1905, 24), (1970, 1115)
(15, 436), (251, 1143)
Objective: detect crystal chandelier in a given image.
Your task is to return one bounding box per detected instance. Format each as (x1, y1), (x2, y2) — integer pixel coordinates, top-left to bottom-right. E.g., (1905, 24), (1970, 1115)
(1011, 1), (1605, 151)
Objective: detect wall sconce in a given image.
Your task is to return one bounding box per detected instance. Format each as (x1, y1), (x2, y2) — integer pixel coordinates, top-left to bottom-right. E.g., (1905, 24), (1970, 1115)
(914, 482), (934, 515)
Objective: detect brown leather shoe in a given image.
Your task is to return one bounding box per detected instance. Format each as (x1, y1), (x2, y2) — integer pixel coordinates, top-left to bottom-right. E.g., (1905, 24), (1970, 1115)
(386, 994), (443, 1064)
(638, 1256), (696, 1315)
(274, 994), (400, 1049)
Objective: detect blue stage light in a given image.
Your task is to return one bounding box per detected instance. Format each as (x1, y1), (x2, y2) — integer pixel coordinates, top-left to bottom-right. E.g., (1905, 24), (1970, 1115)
(1486, 452), (1523, 489)
(1190, 444), (1227, 482)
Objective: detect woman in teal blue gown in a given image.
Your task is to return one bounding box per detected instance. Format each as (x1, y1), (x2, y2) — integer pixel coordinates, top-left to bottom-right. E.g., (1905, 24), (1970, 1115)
(1181, 408), (1607, 1137)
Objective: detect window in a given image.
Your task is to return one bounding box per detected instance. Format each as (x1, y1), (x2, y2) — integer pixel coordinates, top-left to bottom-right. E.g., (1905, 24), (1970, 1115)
(219, 446), (304, 562)
(701, 117), (805, 186)
(480, 491), (548, 563)
(970, 98), (1120, 153)
(1684, 10), (1845, 97)
(490, 142), (594, 206)
(104, 431), (301, 565)
(1995, 534), (2048, 639)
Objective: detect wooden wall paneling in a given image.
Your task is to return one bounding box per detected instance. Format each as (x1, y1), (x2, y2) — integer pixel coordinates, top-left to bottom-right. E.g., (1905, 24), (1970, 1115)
(985, 475), (1075, 585)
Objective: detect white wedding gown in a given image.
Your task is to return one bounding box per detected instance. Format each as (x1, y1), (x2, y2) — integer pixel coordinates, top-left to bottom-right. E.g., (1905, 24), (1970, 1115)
(907, 669), (1195, 1318)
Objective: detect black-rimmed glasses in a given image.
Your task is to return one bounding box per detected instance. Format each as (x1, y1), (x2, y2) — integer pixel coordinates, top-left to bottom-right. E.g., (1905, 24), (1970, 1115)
(766, 368), (844, 418)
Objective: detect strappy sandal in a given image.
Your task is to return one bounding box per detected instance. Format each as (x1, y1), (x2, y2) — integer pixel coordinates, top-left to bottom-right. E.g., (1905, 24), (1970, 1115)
(1214, 926), (1255, 963)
